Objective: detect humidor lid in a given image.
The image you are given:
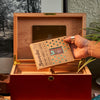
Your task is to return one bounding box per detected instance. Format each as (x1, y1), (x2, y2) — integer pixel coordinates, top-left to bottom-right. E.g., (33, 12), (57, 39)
(13, 13), (86, 63)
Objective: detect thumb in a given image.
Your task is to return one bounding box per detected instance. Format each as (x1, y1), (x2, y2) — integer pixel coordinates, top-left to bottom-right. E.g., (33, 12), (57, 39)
(64, 36), (72, 43)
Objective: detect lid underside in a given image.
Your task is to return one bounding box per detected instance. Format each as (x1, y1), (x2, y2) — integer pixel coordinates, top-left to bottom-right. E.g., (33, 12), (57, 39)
(15, 14), (85, 61)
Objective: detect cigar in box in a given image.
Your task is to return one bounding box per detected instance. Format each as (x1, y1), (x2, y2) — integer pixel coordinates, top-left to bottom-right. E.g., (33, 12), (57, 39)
(30, 36), (74, 70)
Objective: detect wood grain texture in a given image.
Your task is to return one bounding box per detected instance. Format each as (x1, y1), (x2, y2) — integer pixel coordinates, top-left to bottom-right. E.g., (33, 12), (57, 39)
(13, 13), (86, 62)
(10, 70), (91, 100)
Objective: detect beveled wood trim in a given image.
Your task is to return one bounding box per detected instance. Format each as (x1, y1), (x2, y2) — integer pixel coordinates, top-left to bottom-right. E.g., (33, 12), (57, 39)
(82, 66), (91, 75)
(82, 14), (86, 36)
(10, 64), (16, 75)
(14, 13), (86, 17)
(16, 59), (35, 63)
(83, 67), (91, 75)
(13, 14), (17, 57)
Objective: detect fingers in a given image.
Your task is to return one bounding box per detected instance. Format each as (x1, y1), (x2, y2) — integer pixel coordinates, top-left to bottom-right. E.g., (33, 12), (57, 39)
(64, 35), (81, 44)
(64, 36), (72, 43)
(64, 35), (89, 59)
(64, 36), (76, 44)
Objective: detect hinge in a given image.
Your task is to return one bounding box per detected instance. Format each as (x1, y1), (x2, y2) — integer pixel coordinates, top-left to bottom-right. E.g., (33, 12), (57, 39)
(14, 55), (21, 65)
(44, 13), (56, 15)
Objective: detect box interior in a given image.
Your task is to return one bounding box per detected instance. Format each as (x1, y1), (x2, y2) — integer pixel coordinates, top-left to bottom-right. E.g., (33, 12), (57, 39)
(17, 17), (83, 60)
(12, 60), (91, 75)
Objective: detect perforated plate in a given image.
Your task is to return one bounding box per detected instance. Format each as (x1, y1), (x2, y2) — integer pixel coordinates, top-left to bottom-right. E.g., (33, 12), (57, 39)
(30, 36), (74, 69)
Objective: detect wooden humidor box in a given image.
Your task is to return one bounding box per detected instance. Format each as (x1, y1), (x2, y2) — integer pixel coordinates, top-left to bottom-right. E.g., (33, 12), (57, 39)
(10, 13), (92, 100)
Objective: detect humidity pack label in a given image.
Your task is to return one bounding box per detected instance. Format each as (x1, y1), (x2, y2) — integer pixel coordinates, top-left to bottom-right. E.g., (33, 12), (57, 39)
(30, 36), (74, 70)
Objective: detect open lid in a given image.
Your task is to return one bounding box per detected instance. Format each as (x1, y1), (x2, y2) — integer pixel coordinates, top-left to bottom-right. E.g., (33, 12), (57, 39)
(14, 13), (86, 63)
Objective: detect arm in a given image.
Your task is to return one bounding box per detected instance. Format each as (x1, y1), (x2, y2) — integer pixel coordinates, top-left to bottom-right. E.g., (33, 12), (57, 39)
(88, 41), (100, 58)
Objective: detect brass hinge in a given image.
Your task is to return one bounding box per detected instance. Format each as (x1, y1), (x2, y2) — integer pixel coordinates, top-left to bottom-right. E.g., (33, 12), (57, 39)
(14, 55), (21, 65)
(44, 13), (56, 15)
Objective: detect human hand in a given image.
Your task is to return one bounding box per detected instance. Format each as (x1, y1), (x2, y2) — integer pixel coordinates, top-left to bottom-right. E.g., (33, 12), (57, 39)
(64, 35), (90, 59)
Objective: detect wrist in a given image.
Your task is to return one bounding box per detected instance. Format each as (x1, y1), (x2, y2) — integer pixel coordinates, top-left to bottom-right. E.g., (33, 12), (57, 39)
(88, 41), (92, 57)
(88, 41), (96, 57)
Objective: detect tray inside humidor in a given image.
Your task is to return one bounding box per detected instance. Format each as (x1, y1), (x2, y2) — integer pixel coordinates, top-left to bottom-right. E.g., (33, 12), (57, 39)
(12, 60), (91, 75)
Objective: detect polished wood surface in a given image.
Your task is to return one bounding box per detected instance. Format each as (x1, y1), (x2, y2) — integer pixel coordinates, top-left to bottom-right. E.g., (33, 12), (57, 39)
(10, 71), (91, 100)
